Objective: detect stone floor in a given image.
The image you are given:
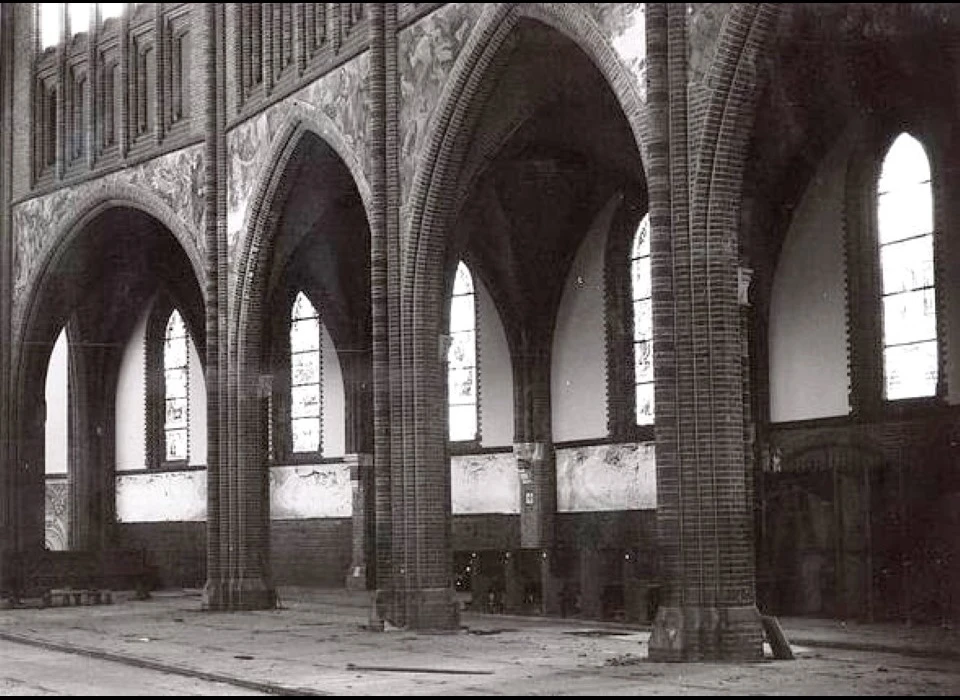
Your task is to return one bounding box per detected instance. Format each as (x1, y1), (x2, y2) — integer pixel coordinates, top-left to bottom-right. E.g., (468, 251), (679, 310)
(0, 587), (958, 695)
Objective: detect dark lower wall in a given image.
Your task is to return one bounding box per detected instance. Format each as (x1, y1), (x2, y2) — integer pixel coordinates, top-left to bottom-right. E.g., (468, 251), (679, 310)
(764, 411), (960, 623)
(271, 518), (352, 587)
(115, 522), (206, 589)
(453, 510), (660, 622)
(453, 514), (519, 551)
(116, 518), (353, 590)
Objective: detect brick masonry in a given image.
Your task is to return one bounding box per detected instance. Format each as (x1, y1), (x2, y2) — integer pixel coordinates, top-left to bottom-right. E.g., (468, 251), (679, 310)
(0, 2), (797, 657)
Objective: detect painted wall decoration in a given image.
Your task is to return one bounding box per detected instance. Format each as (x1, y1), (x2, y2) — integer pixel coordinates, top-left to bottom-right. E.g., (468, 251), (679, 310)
(269, 463), (352, 520)
(227, 54), (370, 270)
(557, 442), (656, 512)
(10, 145), (205, 335)
(116, 469), (207, 523)
(589, 3), (647, 99)
(398, 2), (483, 203)
(451, 452), (520, 515)
(44, 478), (69, 551)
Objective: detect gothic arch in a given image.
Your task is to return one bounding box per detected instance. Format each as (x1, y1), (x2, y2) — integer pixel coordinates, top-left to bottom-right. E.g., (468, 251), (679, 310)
(402, 1), (650, 493)
(15, 183), (206, 353)
(232, 107), (372, 350)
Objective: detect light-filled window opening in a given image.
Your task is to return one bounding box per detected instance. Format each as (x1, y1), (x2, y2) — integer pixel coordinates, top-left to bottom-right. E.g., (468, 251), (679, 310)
(448, 261), (478, 441)
(163, 309), (189, 461)
(632, 213), (654, 425)
(68, 3), (91, 34)
(877, 133), (937, 400)
(40, 4), (61, 49)
(290, 292), (322, 453)
(100, 3), (124, 21)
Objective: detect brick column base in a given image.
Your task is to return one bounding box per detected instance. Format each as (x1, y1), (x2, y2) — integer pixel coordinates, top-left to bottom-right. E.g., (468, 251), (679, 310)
(227, 575), (276, 611)
(648, 605), (763, 661)
(345, 453), (372, 591)
(202, 579), (227, 610)
(405, 586), (461, 630)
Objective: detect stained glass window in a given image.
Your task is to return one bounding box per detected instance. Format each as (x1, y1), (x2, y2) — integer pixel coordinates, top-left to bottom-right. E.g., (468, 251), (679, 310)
(448, 262), (477, 441)
(878, 134), (937, 400)
(632, 214), (654, 425)
(163, 310), (189, 461)
(290, 292), (322, 453)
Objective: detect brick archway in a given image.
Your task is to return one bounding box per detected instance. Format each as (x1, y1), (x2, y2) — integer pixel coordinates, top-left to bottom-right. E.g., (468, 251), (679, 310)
(216, 109), (374, 611)
(8, 193), (206, 566)
(398, 2), (650, 630)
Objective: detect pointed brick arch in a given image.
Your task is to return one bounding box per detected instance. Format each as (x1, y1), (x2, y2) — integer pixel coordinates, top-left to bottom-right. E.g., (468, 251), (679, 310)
(10, 192), (206, 561)
(398, 2), (649, 630)
(225, 107), (374, 612)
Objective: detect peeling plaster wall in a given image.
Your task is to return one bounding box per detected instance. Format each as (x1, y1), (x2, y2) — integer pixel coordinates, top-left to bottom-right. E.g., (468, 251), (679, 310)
(116, 470), (207, 523)
(551, 196), (615, 442)
(270, 464), (352, 519)
(557, 442), (657, 512)
(477, 277), (513, 448)
(115, 461), (355, 524)
(451, 453), (519, 515)
(769, 137), (851, 422)
(44, 328), (69, 475)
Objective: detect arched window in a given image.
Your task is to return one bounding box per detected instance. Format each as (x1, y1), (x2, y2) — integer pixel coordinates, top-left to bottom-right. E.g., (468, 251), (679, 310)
(448, 261), (478, 442)
(290, 291), (322, 453)
(632, 213), (654, 424)
(163, 310), (189, 461)
(877, 133), (937, 400)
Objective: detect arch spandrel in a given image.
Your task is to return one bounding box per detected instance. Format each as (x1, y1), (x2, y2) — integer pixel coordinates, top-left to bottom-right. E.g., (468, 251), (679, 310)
(227, 53), (372, 269)
(10, 150), (207, 345)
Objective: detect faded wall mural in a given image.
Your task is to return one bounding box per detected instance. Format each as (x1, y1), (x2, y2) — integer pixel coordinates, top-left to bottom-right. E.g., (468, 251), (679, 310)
(398, 2), (483, 202)
(115, 461), (355, 523)
(557, 442), (656, 512)
(269, 463), (352, 519)
(451, 452), (520, 515)
(589, 3), (647, 98)
(226, 54), (370, 272)
(116, 470), (207, 523)
(44, 478), (69, 551)
(11, 145), (205, 335)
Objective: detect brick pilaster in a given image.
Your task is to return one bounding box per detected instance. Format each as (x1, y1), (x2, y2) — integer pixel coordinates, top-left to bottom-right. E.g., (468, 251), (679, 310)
(0, 3), (14, 581)
(647, 2), (777, 662)
(202, 1), (224, 610)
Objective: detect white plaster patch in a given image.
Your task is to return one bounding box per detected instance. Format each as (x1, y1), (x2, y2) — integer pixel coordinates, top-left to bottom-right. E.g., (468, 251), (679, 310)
(269, 463), (352, 519)
(451, 452), (520, 515)
(556, 442), (656, 512)
(116, 470), (207, 523)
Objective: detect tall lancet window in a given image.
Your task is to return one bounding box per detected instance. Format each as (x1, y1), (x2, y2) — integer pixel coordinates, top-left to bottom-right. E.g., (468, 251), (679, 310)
(448, 261), (478, 441)
(290, 292), (322, 453)
(163, 310), (189, 461)
(632, 213), (654, 424)
(877, 133), (937, 400)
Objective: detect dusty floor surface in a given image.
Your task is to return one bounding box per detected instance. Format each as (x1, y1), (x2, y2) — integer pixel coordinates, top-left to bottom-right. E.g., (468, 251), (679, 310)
(0, 588), (957, 695)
